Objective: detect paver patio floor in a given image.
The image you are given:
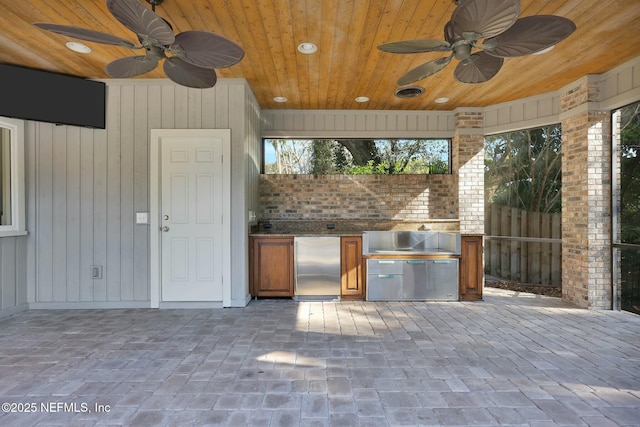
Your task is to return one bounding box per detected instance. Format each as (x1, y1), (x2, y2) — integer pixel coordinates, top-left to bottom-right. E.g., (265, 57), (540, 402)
(0, 287), (639, 426)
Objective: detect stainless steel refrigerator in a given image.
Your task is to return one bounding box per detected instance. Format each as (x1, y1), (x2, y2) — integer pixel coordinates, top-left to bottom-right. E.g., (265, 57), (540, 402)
(294, 236), (341, 299)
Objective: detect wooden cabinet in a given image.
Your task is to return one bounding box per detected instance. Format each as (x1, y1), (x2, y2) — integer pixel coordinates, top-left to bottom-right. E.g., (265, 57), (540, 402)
(250, 236), (294, 298)
(459, 235), (483, 301)
(340, 236), (365, 300)
(250, 235), (366, 300)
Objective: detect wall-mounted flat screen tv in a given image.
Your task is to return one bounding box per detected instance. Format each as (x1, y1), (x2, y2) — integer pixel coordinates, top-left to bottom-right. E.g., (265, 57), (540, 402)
(0, 63), (106, 129)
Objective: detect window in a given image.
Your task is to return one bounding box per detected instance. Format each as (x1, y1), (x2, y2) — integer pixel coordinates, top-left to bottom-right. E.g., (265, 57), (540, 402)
(612, 101), (640, 314)
(263, 138), (451, 174)
(0, 117), (26, 237)
(484, 124), (562, 213)
(483, 124), (563, 286)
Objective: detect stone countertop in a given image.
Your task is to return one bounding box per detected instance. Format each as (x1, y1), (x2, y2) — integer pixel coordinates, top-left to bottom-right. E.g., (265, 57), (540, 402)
(363, 250), (461, 259)
(250, 219), (461, 237)
(249, 231), (362, 237)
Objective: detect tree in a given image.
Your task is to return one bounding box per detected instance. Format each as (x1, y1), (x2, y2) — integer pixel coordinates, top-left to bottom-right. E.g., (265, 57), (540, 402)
(265, 139), (313, 173)
(265, 138), (451, 175)
(380, 139), (450, 174)
(310, 139), (335, 174)
(332, 141), (353, 173)
(485, 125), (562, 213)
(336, 139), (380, 167)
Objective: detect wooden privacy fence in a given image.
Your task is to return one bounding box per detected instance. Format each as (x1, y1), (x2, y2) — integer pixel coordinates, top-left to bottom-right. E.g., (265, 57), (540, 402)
(484, 204), (562, 286)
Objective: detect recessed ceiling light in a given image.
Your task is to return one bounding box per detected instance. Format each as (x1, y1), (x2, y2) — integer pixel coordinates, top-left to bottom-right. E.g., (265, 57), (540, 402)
(533, 45), (555, 55)
(297, 42), (318, 54)
(434, 97), (450, 103)
(66, 41), (92, 54)
(394, 86), (424, 98)
(273, 96), (288, 103)
(355, 96), (369, 103)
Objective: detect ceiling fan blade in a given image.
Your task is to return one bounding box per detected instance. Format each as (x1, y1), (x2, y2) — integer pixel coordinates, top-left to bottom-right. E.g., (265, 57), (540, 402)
(454, 51), (504, 83)
(107, 0), (175, 45)
(34, 23), (138, 48)
(450, 0), (520, 40)
(444, 21), (456, 43)
(484, 15), (576, 57)
(397, 56), (452, 86)
(163, 57), (217, 88)
(377, 39), (451, 54)
(105, 55), (158, 78)
(170, 31), (245, 69)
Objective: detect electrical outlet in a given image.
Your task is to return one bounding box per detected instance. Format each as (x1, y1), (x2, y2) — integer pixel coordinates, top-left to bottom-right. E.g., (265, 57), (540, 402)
(90, 265), (103, 279)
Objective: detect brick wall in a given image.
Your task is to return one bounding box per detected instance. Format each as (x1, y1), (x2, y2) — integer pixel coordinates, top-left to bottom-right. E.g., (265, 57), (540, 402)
(455, 111), (485, 235)
(259, 174), (458, 220)
(561, 79), (612, 309)
(559, 79), (600, 111)
(561, 112), (590, 305)
(259, 110), (485, 233)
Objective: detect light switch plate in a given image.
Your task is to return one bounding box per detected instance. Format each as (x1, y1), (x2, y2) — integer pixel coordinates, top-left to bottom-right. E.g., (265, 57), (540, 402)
(136, 212), (149, 224)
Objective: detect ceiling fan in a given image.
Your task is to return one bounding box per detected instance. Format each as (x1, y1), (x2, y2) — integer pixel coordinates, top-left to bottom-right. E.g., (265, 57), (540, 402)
(34, 0), (244, 89)
(378, 0), (576, 86)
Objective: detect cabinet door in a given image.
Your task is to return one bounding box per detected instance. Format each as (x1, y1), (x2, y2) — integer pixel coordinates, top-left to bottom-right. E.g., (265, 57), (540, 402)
(460, 235), (483, 301)
(427, 259), (459, 300)
(251, 237), (294, 297)
(402, 260), (428, 299)
(340, 236), (365, 300)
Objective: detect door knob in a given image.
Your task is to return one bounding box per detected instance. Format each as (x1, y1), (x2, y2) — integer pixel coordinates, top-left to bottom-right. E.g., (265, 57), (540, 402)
(163, 215), (169, 220)
(161, 226), (170, 232)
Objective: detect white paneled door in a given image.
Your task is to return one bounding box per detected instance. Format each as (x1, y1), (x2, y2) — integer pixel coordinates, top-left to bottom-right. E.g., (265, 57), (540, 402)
(150, 130), (231, 307)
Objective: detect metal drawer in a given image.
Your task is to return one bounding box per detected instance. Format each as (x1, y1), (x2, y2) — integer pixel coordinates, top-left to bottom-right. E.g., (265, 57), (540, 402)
(366, 259), (404, 275)
(402, 259), (458, 301)
(367, 274), (403, 300)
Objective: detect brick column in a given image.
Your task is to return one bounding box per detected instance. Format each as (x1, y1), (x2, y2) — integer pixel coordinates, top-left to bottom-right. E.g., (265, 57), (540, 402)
(454, 110), (484, 235)
(560, 77), (612, 309)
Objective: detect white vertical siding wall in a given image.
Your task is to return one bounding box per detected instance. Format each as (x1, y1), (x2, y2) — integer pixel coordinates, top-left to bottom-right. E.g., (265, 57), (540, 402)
(261, 109), (456, 138)
(0, 237), (27, 318)
(483, 93), (561, 135)
(233, 86), (261, 306)
(25, 78), (260, 308)
(600, 56), (640, 111)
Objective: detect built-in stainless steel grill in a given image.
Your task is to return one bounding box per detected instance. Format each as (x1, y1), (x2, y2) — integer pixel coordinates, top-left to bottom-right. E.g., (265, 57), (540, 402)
(363, 231), (461, 301)
(362, 230), (460, 255)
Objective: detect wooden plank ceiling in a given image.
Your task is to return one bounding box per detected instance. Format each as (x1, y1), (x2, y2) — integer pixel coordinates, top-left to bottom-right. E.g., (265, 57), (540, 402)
(0, 0), (639, 111)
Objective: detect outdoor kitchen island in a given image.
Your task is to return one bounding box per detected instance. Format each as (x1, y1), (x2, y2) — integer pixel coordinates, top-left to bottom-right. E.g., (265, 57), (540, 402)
(363, 231), (461, 301)
(250, 227), (483, 302)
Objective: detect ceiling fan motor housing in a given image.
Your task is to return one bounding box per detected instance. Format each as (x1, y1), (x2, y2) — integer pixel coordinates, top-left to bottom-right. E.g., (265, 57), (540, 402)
(453, 43), (472, 60)
(145, 45), (166, 61)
